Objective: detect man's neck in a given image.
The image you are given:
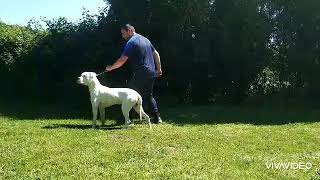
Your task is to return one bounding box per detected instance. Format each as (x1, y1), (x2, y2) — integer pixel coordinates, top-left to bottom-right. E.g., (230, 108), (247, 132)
(127, 32), (136, 41)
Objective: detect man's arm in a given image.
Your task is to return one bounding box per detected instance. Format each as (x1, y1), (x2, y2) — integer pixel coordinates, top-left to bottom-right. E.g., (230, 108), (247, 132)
(153, 50), (162, 77)
(105, 55), (128, 72)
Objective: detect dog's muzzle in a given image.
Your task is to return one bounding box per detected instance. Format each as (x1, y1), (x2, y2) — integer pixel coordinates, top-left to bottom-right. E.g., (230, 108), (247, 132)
(77, 78), (82, 84)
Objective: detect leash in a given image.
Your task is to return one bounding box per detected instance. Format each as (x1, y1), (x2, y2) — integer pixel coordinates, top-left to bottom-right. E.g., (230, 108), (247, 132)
(96, 71), (106, 77)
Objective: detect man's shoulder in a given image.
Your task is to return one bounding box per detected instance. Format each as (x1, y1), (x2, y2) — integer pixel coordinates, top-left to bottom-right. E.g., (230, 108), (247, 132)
(135, 33), (152, 45)
(126, 33), (139, 45)
(126, 33), (152, 49)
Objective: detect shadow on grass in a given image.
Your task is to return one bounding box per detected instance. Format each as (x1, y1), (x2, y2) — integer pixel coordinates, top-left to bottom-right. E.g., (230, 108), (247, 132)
(0, 102), (124, 121)
(43, 123), (123, 131)
(1, 101), (320, 126)
(161, 105), (320, 126)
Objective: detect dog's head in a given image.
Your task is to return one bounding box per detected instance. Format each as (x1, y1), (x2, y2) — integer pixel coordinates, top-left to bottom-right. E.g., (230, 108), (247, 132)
(77, 72), (97, 86)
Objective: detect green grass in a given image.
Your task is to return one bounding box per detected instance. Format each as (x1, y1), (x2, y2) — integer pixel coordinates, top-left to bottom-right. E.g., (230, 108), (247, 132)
(1, 105), (320, 179)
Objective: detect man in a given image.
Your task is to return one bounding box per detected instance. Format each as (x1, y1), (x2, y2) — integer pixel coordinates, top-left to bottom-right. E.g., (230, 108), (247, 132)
(105, 24), (162, 123)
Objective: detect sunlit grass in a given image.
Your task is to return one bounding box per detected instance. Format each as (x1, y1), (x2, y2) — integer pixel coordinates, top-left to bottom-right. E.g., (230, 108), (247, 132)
(0, 106), (320, 179)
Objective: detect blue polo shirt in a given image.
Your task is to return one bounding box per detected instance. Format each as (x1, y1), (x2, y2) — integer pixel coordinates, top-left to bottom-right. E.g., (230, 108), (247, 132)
(122, 33), (156, 79)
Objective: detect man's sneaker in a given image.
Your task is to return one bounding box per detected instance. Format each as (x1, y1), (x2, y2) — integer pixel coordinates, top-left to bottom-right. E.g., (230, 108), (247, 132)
(155, 116), (162, 124)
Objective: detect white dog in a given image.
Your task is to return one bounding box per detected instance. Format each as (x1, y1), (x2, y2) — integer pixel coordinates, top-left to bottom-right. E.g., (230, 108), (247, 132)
(77, 72), (151, 129)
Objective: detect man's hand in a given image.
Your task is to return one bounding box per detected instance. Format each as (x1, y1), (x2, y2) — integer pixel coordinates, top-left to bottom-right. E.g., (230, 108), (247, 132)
(106, 56), (128, 72)
(156, 69), (162, 77)
(153, 50), (162, 77)
(105, 65), (113, 72)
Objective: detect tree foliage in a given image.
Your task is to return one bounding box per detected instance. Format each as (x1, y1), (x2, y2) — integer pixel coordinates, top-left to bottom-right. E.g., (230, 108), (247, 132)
(0, 0), (320, 106)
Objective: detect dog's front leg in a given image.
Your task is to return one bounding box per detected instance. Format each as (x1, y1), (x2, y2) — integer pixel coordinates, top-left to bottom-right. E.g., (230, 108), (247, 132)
(99, 104), (105, 126)
(91, 101), (98, 129)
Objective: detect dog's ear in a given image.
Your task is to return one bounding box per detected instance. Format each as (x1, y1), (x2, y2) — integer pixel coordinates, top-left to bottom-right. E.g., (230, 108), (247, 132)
(88, 72), (96, 79)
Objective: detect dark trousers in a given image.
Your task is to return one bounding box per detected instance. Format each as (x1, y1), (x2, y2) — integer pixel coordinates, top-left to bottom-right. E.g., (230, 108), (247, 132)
(128, 76), (160, 118)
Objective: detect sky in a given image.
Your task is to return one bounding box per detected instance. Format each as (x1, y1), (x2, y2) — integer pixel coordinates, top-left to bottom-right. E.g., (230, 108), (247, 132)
(0, 0), (108, 26)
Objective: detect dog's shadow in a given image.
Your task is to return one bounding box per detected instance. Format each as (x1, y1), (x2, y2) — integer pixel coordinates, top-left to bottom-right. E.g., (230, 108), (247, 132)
(43, 123), (123, 131)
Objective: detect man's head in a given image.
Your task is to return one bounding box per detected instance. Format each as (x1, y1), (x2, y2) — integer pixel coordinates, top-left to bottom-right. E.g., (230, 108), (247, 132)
(121, 24), (135, 41)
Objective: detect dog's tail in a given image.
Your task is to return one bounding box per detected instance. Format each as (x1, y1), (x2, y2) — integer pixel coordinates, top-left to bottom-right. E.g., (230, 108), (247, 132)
(137, 96), (143, 121)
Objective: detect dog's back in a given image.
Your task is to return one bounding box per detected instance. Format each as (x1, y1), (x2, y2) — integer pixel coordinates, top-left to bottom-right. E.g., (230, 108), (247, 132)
(97, 87), (140, 105)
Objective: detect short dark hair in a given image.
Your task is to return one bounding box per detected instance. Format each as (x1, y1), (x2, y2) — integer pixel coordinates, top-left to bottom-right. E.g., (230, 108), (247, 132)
(121, 24), (135, 32)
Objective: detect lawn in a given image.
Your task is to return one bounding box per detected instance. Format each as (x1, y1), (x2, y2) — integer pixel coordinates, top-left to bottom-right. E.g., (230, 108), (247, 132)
(0, 105), (320, 179)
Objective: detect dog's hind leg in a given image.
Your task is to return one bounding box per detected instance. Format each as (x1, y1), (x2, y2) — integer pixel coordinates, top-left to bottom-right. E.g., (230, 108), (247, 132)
(133, 105), (152, 129)
(121, 103), (133, 129)
(99, 104), (105, 127)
